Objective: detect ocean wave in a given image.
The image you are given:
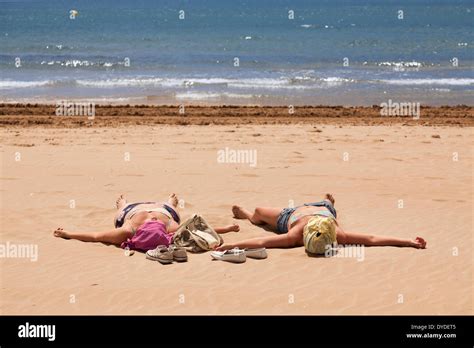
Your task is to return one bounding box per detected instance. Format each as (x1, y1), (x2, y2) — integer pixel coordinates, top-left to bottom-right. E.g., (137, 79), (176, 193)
(377, 61), (423, 71)
(45, 44), (75, 51)
(379, 78), (474, 86)
(76, 77), (310, 89)
(378, 61), (423, 68)
(39, 60), (126, 67)
(0, 80), (50, 89)
(76, 77), (232, 88)
(175, 92), (257, 100)
(230, 77), (353, 89)
(45, 79), (79, 87)
(230, 78), (298, 89)
(320, 77), (355, 85)
(0, 76), (357, 90)
(77, 78), (163, 87)
(300, 24), (333, 29)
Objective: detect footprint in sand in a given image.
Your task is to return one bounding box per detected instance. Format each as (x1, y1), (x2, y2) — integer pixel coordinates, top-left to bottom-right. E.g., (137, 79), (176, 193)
(239, 173), (258, 178)
(13, 143), (35, 147)
(84, 211), (110, 219)
(233, 189), (263, 194)
(295, 174), (329, 178)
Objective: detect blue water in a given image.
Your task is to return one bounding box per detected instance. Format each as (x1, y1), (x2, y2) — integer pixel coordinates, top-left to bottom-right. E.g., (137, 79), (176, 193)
(0, 0), (473, 105)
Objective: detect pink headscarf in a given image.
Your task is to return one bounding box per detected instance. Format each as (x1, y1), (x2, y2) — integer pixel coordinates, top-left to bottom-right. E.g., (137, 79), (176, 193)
(121, 220), (173, 252)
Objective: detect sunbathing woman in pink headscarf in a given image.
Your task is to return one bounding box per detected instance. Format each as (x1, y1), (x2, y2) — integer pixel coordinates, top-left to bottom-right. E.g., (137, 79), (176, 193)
(53, 194), (239, 251)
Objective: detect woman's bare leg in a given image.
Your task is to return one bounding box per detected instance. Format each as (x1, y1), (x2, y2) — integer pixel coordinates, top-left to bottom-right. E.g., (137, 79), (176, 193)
(232, 206), (281, 230)
(54, 226), (132, 245)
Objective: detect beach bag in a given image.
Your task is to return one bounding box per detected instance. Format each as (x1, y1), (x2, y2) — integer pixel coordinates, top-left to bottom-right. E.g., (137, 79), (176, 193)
(172, 214), (223, 252)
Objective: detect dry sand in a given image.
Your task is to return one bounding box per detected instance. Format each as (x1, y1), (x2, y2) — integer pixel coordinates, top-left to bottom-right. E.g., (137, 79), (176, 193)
(0, 105), (472, 315)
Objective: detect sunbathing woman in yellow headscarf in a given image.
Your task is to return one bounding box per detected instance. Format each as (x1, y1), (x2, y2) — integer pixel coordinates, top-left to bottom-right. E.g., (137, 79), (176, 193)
(217, 194), (426, 254)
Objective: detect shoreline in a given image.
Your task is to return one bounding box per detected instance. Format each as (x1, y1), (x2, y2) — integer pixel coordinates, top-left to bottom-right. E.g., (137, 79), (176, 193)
(1, 104), (473, 127)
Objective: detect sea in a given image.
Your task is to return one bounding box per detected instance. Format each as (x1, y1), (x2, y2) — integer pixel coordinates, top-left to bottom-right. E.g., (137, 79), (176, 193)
(0, 0), (473, 105)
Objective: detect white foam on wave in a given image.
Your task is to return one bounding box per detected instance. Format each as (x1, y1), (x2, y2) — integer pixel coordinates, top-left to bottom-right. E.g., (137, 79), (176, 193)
(39, 60), (124, 67)
(77, 78), (165, 87)
(380, 78), (474, 86)
(0, 80), (51, 89)
(230, 78), (293, 89)
(320, 77), (354, 85)
(0, 75), (358, 91)
(175, 92), (257, 100)
(229, 77), (352, 89)
(0, 96), (147, 105)
(378, 61), (423, 71)
(180, 78), (230, 87)
(378, 61), (423, 68)
(76, 77), (310, 89)
(76, 77), (231, 88)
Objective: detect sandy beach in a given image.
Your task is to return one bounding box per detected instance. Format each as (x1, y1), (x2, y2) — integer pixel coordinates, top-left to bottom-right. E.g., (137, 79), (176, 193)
(0, 104), (472, 315)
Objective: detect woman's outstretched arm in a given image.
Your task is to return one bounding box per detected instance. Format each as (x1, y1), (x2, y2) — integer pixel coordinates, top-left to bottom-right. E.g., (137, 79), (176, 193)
(337, 230), (427, 249)
(53, 225), (133, 245)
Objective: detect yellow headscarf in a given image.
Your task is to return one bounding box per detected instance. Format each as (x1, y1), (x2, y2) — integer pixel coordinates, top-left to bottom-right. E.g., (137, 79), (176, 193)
(303, 216), (337, 254)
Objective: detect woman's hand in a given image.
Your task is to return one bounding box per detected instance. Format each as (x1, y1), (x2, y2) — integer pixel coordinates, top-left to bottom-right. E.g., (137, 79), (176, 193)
(410, 236), (427, 249)
(215, 243), (234, 251)
(53, 227), (70, 239)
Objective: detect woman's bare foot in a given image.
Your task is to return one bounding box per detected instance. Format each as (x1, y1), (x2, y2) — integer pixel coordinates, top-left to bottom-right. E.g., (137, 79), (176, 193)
(53, 227), (70, 239)
(168, 193), (179, 208)
(232, 205), (252, 220)
(411, 237), (427, 249)
(116, 194), (127, 209)
(325, 193), (335, 205)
